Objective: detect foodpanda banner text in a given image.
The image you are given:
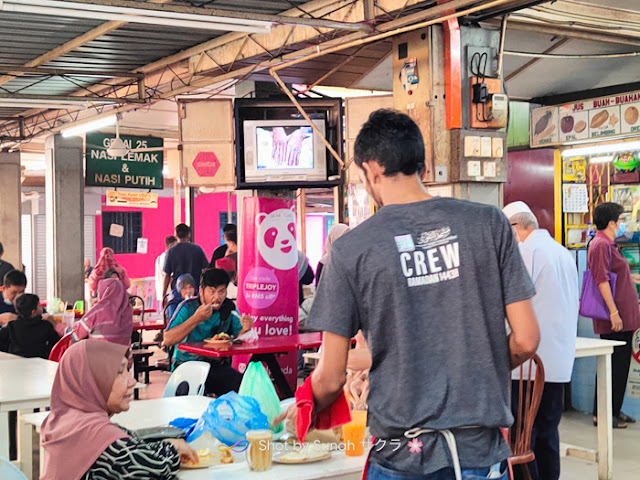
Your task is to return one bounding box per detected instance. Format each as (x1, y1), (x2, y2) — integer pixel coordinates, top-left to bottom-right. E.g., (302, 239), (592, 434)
(234, 197), (299, 392)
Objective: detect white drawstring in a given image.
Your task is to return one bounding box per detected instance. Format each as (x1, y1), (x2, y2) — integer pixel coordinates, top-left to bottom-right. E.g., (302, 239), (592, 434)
(404, 428), (463, 480)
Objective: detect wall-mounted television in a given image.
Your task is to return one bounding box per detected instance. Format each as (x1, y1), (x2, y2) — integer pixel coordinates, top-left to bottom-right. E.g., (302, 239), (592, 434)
(242, 119), (328, 185)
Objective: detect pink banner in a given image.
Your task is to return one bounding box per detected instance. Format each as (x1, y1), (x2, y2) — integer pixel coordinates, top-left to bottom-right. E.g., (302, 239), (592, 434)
(234, 197), (299, 392)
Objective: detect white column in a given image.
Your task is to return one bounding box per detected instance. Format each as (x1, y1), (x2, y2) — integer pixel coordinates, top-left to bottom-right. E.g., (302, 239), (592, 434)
(45, 134), (84, 304)
(0, 151), (22, 272)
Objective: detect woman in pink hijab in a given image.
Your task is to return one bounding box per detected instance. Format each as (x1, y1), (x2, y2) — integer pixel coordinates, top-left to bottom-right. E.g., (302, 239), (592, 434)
(41, 340), (196, 480)
(88, 247), (131, 297)
(74, 278), (133, 346)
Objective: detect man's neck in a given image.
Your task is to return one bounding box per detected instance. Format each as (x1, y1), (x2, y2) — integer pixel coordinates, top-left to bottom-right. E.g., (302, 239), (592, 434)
(178, 238), (189, 243)
(380, 175), (432, 206)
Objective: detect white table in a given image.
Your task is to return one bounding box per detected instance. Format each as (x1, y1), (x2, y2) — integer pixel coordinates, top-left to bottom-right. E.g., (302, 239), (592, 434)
(574, 337), (625, 480)
(0, 352), (21, 361)
(0, 357), (57, 478)
(22, 395), (365, 480)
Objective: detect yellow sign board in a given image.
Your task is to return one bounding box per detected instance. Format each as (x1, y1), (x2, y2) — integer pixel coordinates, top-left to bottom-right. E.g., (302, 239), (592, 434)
(106, 190), (158, 209)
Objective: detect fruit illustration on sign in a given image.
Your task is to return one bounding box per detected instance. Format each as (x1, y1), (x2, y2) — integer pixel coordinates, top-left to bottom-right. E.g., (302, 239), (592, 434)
(561, 115), (574, 133)
(590, 110), (609, 129)
(534, 111), (552, 136)
(625, 106), (639, 125)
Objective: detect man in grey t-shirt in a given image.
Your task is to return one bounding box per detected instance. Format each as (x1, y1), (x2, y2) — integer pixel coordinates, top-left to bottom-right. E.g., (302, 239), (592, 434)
(278, 110), (540, 479)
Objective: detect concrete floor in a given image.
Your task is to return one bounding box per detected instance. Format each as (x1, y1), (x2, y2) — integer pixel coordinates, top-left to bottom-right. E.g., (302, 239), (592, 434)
(559, 410), (640, 479)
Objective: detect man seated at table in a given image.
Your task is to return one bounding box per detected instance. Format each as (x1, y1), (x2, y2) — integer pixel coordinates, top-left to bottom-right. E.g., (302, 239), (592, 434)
(163, 268), (253, 397)
(0, 269), (27, 324)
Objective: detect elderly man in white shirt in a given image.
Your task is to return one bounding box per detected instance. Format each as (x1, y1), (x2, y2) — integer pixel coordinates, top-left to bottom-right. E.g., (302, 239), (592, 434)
(503, 201), (579, 480)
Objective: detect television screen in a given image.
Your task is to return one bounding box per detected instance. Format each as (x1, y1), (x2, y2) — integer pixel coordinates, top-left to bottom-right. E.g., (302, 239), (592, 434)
(256, 125), (314, 170)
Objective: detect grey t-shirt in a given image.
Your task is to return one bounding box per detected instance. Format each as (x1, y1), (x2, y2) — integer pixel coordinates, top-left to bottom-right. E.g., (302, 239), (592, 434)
(306, 197), (535, 474)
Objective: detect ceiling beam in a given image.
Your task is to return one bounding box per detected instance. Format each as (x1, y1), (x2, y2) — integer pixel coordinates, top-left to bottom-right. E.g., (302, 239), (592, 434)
(504, 36), (569, 82)
(58, 0), (372, 31)
(0, 0), (528, 140)
(486, 18), (640, 47)
(0, 65), (144, 79)
(531, 81), (640, 106)
(0, 0), (174, 88)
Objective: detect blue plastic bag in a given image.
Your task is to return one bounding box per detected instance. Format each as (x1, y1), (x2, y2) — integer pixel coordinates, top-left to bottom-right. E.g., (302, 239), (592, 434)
(186, 391), (269, 446)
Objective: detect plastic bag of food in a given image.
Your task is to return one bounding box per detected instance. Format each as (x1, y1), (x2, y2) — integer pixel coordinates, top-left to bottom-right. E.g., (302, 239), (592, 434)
(239, 361), (283, 434)
(185, 391), (269, 446)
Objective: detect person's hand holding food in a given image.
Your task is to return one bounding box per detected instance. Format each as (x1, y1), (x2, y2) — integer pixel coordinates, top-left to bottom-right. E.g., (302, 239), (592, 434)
(194, 303), (213, 323)
(164, 438), (198, 464)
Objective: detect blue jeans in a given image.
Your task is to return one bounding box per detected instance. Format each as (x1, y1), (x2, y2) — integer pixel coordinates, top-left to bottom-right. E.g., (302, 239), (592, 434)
(367, 462), (508, 480)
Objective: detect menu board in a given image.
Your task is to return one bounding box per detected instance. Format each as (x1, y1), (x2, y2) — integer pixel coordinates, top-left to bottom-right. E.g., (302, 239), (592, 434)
(532, 91), (640, 147)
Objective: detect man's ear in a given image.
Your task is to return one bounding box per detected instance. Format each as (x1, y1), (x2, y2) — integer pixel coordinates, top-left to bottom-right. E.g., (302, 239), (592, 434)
(366, 160), (385, 184)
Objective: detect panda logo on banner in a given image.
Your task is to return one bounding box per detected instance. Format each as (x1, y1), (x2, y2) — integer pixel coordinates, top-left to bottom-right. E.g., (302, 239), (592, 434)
(242, 206), (297, 310)
(256, 207), (298, 271)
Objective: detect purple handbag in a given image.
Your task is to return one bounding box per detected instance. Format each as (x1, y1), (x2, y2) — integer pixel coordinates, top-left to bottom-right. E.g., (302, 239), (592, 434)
(579, 243), (617, 320)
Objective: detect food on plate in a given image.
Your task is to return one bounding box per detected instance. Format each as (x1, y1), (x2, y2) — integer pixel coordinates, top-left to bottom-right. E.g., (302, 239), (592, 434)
(534, 111), (552, 136)
(574, 120), (587, 133)
(625, 106), (639, 125)
(279, 443), (330, 463)
(560, 115), (574, 133)
(220, 450), (234, 464)
(590, 110), (609, 129)
(610, 114), (619, 127)
(181, 448), (216, 468)
(213, 333), (231, 341)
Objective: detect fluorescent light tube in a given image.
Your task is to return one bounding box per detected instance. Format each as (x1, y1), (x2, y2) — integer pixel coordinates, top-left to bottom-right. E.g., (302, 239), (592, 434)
(589, 155), (614, 164)
(562, 140), (640, 158)
(1, 0), (271, 34)
(62, 115), (116, 138)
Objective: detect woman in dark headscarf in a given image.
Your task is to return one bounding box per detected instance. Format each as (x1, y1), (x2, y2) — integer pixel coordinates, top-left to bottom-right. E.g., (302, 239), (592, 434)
(165, 274), (196, 321)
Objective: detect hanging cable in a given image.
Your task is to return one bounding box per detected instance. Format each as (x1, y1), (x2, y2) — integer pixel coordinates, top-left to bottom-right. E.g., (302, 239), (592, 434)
(504, 50), (640, 59)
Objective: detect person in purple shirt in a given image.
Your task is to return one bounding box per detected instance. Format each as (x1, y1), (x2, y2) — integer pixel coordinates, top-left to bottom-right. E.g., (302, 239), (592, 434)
(588, 202), (640, 428)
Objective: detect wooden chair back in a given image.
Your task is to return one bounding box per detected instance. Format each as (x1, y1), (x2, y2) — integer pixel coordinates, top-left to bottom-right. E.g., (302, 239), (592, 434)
(509, 354), (545, 479)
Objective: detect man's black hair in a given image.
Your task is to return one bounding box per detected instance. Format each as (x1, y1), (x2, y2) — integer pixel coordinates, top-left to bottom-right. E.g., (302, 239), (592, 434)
(165, 235), (177, 248)
(223, 224), (237, 244)
(354, 109), (425, 176)
(15, 293), (40, 318)
(201, 268), (230, 289)
(222, 224), (237, 234)
(175, 223), (191, 240)
(103, 269), (120, 279)
(0, 241), (4, 256)
(593, 202), (624, 231)
(3, 270), (26, 288)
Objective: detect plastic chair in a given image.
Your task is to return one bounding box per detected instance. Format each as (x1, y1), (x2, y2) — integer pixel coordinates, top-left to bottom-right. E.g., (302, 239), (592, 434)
(162, 361), (210, 397)
(0, 456), (28, 480)
(48, 332), (73, 362)
(508, 354), (545, 480)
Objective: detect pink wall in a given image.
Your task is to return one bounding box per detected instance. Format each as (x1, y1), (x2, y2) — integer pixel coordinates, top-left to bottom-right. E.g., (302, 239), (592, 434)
(95, 192), (236, 279)
(193, 192), (237, 262)
(96, 196), (185, 279)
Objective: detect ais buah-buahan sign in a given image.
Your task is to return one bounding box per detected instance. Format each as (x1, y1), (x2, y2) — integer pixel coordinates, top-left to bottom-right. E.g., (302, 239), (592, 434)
(86, 133), (163, 189)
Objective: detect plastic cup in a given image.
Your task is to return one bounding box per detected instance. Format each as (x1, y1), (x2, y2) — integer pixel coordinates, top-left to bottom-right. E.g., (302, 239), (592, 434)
(343, 409), (367, 456)
(62, 311), (75, 328)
